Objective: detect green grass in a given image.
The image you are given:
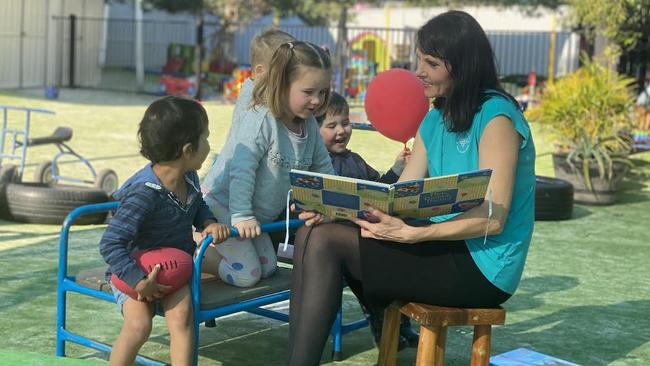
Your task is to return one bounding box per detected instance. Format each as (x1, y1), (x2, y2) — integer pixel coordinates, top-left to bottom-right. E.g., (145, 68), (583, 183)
(0, 88), (649, 365)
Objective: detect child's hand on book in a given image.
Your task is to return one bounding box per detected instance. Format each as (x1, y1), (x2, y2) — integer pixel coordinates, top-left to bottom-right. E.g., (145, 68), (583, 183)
(202, 222), (230, 244)
(233, 218), (262, 239)
(292, 203), (326, 227)
(134, 264), (172, 302)
(351, 208), (421, 244)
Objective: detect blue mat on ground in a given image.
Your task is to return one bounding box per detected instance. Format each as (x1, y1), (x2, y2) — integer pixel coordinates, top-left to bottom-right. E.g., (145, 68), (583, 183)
(490, 347), (581, 366)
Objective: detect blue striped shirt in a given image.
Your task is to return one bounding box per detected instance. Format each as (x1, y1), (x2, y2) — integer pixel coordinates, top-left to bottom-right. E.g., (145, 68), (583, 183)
(99, 164), (216, 287)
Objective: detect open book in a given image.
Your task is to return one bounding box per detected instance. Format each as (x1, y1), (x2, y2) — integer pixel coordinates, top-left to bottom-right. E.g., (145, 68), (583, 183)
(290, 168), (492, 221)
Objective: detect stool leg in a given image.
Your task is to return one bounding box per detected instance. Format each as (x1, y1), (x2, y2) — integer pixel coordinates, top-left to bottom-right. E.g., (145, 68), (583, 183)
(377, 305), (401, 366)
(435, 326), (447, 366)
(470, 325), (492, 366)
(416, 325), (445, 366)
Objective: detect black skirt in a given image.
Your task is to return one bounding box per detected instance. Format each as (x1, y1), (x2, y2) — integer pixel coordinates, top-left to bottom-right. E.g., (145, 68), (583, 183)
(357, 230), (511, 309)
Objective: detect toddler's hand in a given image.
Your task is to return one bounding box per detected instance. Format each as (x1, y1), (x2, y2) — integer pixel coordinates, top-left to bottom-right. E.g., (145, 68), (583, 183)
(392, 147), (412, 175)
(134, 264), (171, 302)
(233, 218), (261, 239)
(291, 204), (326, 227)
(202, 223), (230, 244)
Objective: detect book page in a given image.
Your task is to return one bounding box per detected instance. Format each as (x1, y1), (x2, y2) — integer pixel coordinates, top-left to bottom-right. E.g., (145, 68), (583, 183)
(290, 169), (491, 221)
(392, 169), (492, 218)
(290, 170), (391, 220)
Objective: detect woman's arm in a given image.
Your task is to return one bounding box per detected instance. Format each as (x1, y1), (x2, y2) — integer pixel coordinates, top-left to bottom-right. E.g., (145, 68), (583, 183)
(416, 115), (520, 240)
(353, 115), (520, 243)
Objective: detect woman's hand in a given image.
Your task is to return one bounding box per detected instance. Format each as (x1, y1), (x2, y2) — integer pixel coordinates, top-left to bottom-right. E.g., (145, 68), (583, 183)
(202, 222), (230, 244)
(291, 204), (326, 227)
(233, 218), (261, 239)
(350, 208), (421, 244)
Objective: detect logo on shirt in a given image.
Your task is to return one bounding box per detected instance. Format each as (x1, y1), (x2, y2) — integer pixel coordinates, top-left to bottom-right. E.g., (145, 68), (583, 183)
(456, 132), (470, 154)
(144, 182), (162, 190)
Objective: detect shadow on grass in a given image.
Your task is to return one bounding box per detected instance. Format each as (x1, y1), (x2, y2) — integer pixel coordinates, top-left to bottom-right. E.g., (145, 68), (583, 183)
(0, 227), (106, 311)
(569, 205), (592, 220)
(498, 275), (650, 365)
(497, 299), (650, 365)
(0, 258), (105, 312)
(190, 320), (375, 366)
(505, 275), (579, 312)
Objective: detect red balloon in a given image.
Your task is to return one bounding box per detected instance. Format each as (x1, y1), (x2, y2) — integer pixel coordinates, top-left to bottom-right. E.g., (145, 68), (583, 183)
(364, 69), (429, 143)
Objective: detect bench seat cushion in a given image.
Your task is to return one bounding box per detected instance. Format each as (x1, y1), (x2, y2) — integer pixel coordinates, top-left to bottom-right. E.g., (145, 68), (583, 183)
(75, 264), (293, 310)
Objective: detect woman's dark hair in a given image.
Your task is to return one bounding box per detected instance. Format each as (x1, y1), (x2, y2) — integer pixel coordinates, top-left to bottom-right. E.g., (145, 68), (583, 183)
(315, 91), (349, 125)
(138, 95), (208, 163)
(416, 10), (518, 132)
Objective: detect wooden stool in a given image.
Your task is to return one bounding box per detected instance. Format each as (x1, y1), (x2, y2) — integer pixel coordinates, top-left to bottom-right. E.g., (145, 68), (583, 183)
(377, 301), (506, 366)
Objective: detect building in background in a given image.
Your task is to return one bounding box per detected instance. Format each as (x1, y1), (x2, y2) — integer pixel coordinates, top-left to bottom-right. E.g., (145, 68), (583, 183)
(0, 0), (104, 89)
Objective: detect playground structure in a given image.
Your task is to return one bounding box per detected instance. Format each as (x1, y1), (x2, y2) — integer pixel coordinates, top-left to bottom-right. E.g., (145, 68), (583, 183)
(343, 32), (389, 103)
(223, 66), (253, 102)
(0, 105), (118, 194)
(56, 202), (369, 365)
(0, 105), (117, 225)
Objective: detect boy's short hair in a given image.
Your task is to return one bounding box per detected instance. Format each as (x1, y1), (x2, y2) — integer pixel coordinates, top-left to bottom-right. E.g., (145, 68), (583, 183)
(316, 92), (349, 125)
(250, 29), (295, 68)
(138, 96), (208, 164)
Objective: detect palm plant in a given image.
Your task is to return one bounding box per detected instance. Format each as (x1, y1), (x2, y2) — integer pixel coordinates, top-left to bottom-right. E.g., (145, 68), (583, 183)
(527, 59), (635, 196)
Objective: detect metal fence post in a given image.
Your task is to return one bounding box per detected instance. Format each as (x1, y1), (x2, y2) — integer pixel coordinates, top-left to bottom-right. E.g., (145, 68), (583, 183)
(69, 14), (76, 88)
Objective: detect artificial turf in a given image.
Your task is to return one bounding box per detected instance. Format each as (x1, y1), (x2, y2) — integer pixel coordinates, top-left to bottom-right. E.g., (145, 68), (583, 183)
(0, 88), (648, 365)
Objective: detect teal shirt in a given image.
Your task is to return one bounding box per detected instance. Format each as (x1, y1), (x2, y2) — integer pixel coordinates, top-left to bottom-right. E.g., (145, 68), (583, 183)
(419, 92), (536, 294)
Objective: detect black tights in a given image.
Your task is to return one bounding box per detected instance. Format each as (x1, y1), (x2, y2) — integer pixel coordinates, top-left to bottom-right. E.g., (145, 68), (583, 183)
(288, 223), (361, 366)
(287, 221), (511, 365)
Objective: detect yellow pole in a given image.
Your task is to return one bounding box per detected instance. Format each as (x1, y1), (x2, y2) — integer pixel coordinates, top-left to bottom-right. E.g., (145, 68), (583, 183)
(383, 3), (391, 71)
(547, 16), (556, 83)
(273, 12), (279, 29)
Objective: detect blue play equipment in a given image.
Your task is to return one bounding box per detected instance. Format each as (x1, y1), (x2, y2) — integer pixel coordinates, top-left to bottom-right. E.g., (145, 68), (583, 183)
(56, 202), (368, 365)
(0, 105), (118, 195)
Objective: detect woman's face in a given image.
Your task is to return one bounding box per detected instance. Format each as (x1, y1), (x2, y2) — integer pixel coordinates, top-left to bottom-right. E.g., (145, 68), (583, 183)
(415, 48), (452, 98)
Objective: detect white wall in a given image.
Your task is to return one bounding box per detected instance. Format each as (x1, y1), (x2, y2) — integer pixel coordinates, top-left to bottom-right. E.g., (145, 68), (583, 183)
(0, 0), (103, 89)
(47, 0), (104, 87)
(0, 0), (49, 88)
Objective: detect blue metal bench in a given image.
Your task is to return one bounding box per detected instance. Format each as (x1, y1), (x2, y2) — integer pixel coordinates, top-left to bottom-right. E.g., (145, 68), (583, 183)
(56, 201), (368, 365)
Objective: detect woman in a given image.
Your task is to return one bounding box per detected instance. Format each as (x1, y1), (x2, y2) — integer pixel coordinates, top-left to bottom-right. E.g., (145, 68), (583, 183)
(288, 10), (536, 365)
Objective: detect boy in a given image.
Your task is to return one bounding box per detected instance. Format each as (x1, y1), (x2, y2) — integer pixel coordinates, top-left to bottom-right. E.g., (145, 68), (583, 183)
(316, 92), (418, 349)
(100, 96), (230, 365)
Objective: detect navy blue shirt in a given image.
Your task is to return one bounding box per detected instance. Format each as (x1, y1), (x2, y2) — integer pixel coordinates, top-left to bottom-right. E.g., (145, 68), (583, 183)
(330, 150), (399, 183)
(99, 164), (217, 287)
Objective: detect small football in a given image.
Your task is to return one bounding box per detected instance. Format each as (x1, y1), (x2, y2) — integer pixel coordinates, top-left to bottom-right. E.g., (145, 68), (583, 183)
(111, 247), (193, 300)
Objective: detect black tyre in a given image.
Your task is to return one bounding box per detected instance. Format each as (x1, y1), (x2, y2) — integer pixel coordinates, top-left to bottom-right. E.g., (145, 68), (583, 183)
(535, 176), (574, 221)
(0, 164), (19, 219)
(5, 182), (109, 225)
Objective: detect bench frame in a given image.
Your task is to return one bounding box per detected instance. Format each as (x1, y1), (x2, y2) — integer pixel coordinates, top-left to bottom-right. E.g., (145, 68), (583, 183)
(56, 201), (367, 365)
